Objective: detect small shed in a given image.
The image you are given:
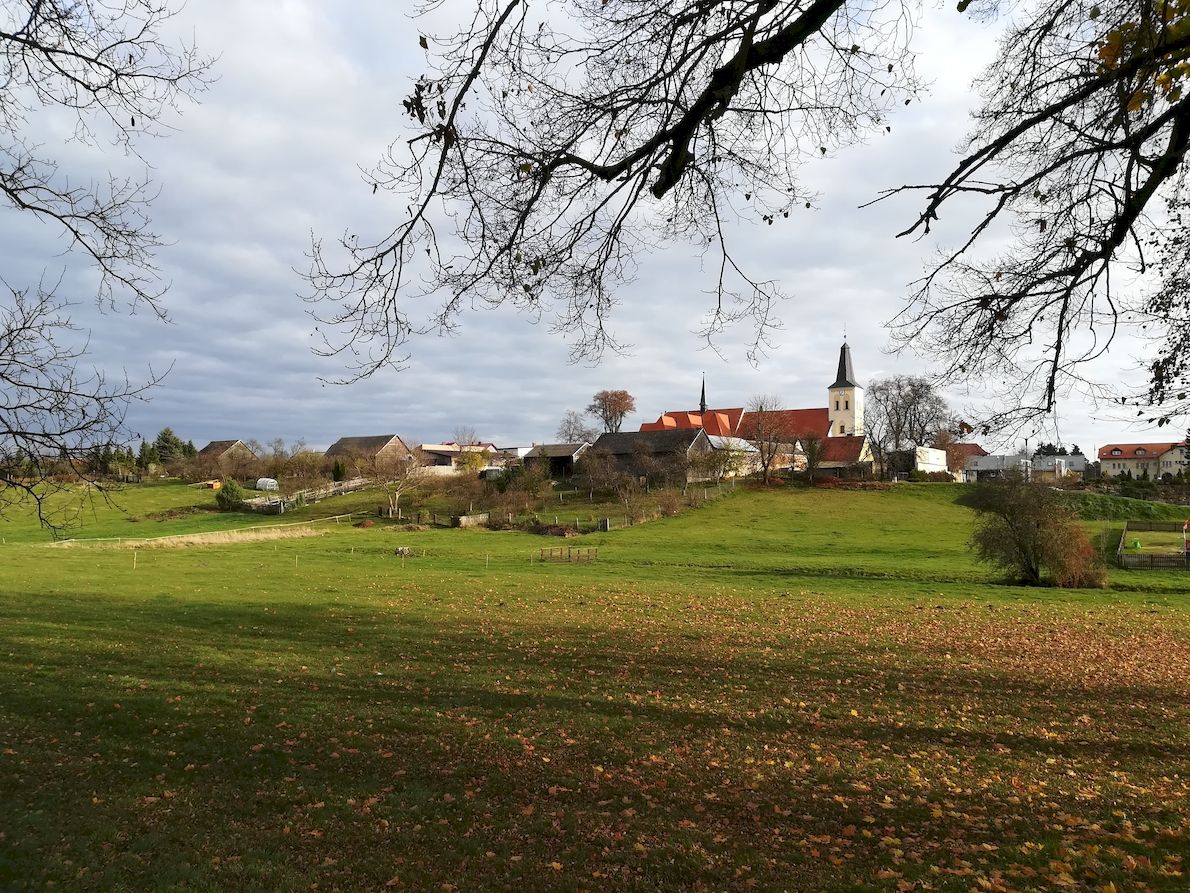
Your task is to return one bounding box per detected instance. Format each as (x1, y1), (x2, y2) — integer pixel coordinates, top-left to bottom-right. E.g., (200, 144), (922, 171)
(524, 442), (590, 477)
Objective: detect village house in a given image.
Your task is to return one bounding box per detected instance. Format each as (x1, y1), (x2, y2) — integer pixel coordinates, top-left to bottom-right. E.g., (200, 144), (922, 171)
(196, 440), (257, 475)
(418, 442), (498, 475)
(591, 428), (714, 483)
(1098, 441), (1188, 479)
(323, 434), (413, 476)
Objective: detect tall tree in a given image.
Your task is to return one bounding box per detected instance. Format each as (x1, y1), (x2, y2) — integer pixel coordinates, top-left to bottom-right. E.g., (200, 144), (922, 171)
(587, 390), (636, 433)
(154, 427), (184, 465)
(743, 393), (792, 484)
(866, 375), (950, 477)
(1, 1), (211, 525)
(307, 0), (920, 376)
(892, 0), (1190, 427)
(556, 410), (599, 443)
(308, 0), (1190, 430)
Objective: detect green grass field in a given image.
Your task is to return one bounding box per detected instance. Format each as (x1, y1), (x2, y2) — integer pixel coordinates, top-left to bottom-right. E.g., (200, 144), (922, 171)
(2, 483), (1188, 891)
(1123, 530), (1189, 555)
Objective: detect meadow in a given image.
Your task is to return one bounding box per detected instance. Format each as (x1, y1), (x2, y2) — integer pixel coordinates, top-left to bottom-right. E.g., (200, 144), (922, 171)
(1, 482), (1188, 891)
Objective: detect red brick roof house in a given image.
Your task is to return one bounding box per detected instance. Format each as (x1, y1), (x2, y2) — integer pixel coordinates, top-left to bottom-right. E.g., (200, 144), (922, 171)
(1099, 441), (1188, 478)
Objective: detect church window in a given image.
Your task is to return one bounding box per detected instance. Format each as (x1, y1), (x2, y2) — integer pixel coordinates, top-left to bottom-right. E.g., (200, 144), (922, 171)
(845, 400), (849, 410)
(834, 400), (839, 410)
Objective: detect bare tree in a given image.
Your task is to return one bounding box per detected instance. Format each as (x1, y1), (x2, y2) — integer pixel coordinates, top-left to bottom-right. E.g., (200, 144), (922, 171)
(575, 447), (621, 496)
(587, 389), (636, 433)
(307, 0), (920, 377)
(866, 375), (950, 478)
(1, 1), (211, 527)
(888, 0), (1190, 427)
(800, 432), (825, 483)
(0, 286), (156, 526)
(369, 446), (426, 518)
(452, 425), (480, 446)
(308, 0), (1190, 432)
(743, 393), (793, 484)
(556, 409), (599, 443)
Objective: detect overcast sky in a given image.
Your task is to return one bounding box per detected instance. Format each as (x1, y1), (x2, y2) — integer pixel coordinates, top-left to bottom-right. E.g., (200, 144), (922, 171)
(4, 1), (1170, 454)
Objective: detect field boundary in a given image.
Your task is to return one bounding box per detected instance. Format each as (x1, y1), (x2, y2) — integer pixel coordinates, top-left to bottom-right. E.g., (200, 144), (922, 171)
(1116, 520), (1190, 570)
(44, 511), (366, 547)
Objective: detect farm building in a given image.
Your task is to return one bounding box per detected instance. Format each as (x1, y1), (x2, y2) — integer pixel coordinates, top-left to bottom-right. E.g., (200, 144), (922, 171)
(197, 440), (257, 472)
(324, 435), (413, 477)
(418, 442), (498, 475)
(524, 442), (590, 477)
(591, 428), (714, 482)
(817, 435), (875, 478)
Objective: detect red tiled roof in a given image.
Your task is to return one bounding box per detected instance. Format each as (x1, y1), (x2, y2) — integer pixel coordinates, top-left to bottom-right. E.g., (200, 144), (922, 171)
(640, 407), (745, 437)
(819, 436), (867, 464)
(950, 443), (988, 459)
(1098, 441), (1185, 460)
(736, 408), (830, 441)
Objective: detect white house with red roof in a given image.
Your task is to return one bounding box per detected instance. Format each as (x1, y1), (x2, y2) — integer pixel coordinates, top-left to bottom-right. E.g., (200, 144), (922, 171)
(1099, 440), (1189, 479)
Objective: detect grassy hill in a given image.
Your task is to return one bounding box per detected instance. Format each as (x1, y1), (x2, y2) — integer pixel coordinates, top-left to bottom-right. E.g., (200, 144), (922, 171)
(2, 483), (1188, 891)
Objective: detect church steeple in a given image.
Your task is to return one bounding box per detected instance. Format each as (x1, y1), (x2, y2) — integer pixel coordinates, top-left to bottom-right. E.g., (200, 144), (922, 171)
(827, 340), (864, 437)
(699, 373), (707, 414)
(830, 341), (859, 389)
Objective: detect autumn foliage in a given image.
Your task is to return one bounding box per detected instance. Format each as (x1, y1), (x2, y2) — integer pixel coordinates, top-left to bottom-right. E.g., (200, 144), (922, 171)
(967, 472), (1108, 587)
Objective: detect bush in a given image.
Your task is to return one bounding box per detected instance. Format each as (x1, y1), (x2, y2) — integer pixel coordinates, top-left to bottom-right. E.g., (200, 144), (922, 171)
(214, 478), (245, 511)
(657, 491), (683, 517)
(967, 471), (1107, 587)
(1049, 526), (1109, 588)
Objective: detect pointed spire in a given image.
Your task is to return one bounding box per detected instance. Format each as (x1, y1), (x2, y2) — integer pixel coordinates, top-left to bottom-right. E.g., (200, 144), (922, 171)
(830, 341), (860, 389)
(699, 373), (707, 414)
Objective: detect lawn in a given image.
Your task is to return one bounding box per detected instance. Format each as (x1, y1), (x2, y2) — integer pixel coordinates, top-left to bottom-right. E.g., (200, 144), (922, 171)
(1, 483), (1188, 891)
(1123, 530), (1189, 555)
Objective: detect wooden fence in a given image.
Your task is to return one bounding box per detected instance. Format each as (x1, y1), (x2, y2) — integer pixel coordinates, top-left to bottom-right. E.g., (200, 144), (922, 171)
(1117, 520), (1189, 570)
(539, 547), (598, 562)
(1121, 520), (1188, 532)
(243, 478), (370, 515)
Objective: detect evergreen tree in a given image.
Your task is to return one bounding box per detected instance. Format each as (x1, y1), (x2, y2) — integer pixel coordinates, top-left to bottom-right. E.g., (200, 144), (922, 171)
(182, 440), (198, 459)
(137, 441), (160, 470)
(154, 428), (185, 464)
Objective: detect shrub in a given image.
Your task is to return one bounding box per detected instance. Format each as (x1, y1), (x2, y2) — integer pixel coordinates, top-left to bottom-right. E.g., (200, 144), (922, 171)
(657, 491), (683, 517)
(967, 471), (1107, 587)
(1049, 526), (1109, 588)
(214, 478), (245, 511)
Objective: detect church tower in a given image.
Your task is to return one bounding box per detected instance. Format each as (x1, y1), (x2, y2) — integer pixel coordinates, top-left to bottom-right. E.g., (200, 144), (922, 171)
(827, 342), (863, 436)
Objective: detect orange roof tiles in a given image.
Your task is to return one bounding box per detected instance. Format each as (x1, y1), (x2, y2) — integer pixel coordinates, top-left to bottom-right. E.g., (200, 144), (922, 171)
(735, 408), (830, 441)
(1098, 441), (1186, 459)
(640, 407), (745, 437)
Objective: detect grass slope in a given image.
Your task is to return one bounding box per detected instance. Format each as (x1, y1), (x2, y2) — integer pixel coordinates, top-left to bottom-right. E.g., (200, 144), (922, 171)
(1, 484), (1188, 891)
